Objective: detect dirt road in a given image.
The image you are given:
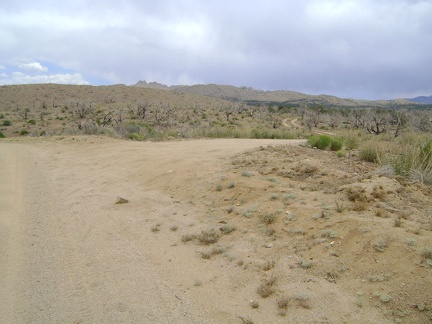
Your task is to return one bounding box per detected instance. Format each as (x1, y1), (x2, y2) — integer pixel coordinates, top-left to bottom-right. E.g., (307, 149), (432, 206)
(0, 137), (304, 323)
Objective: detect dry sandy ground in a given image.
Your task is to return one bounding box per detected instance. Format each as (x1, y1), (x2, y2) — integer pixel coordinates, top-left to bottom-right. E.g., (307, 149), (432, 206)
(0, 136), (431, 323)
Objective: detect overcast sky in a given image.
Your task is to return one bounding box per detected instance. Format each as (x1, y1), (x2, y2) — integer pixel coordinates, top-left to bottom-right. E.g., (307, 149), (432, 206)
(1, 0), (431, 100)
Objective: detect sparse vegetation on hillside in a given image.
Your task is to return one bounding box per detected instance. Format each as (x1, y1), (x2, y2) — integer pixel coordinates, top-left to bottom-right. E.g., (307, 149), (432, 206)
(1, 83), (431, 186)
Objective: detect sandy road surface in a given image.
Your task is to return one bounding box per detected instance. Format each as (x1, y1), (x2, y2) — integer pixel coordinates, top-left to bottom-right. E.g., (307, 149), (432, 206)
(0, 137), (303, 323)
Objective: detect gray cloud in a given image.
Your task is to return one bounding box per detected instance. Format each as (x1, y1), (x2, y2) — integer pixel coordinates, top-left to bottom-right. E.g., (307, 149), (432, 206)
(0, 0), (431, 99)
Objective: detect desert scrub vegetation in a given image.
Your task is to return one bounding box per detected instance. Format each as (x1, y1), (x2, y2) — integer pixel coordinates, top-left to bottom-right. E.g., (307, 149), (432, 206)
(421, 247), (432, 267)
(348, 131), (432, 185)
(256, 277), (276, 298)
(181, 229), (220, 245)
(308, 134), (344, 151)
(372, 237), (388, 252)
(260, 212), (277, 224)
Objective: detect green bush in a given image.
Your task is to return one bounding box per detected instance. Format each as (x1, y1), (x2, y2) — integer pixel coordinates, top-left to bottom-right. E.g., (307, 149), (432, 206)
(0, 131), (5, 138)
(28, 119), (36, 125)
(337, 149), (348, 158)
(330, 137), (344, 151)
(2, 120), (12, 126)
(20, 129), (28, 136)
(307, 135), (320, 147)
(308, 135), (331, 150)
(128, 132), (143, 141)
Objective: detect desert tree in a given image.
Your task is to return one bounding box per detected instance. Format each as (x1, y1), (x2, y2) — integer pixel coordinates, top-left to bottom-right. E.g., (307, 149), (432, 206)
(297, 103), (308, 120)
(412, 110), (432, 132)
(221, 103), (242, 122)
(328, 109), (342, 129)
(137, 101), (151, 119)
(19, 107), (31, 128)
(390, 109), (409, 137)
(351, 108), (367, 129)
(367, 109), (388, 135)
(304, 107), (322, 130)
(73, 102), (94, 129)
(98, 110), (113, 127)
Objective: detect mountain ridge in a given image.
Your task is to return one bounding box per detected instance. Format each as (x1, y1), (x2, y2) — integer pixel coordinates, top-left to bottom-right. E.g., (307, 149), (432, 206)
(407, 95), (432, 104)
(131, 80), (417, 108)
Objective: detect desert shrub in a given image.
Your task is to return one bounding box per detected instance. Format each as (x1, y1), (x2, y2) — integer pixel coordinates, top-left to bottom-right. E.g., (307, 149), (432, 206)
(330, 137), (344, 151)
(307, 135), (319, 147)
(19, 129), (28, 136)
(308, 134), (333, 150)
(337, 149), (348, 158)
(197, 229), (220, 245)
(28, 119), (36, 125)
(321, 229), (338, 238)
(277, 297), (290, 309)
(0, 131), (5, 138)
(181, 234), (196, 243)
(421, 247), (432, 264)
(260, 213), (277, 224)
(299, 259), (312, 269)
(359, 146), (379, 162)
(388, 137), (432, 184)
(129, 132), (143, 141)
(344, 135), (359, 151)
(373, 237), (388, 252)
(220, 224), (236, 234)
(226, 182), (236, 189)
(2, 120), (12, 126)
(346, 185), (368, 202)
(294, 293), (311, 309)
(256, 277), (276, 298)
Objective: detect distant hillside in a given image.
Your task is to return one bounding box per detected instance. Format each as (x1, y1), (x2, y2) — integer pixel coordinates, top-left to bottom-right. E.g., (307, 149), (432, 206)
(407, 95), (432, 104)
(132, 81), (416, 109)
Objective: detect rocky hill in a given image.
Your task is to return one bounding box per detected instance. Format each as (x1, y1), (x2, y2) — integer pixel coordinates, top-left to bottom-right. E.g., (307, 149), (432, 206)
(132, 81), (418, 108)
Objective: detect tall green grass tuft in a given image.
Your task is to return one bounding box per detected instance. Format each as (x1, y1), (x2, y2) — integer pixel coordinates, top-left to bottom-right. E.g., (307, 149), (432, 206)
(359, 133), (432, 185)
(308, 135), (331, 150)
(330, 137), (344, 151)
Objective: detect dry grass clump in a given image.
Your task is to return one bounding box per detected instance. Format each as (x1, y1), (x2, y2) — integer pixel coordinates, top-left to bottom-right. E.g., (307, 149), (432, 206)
(151, 224), (161, 233)
(201, 246), (225, 259)
(219, 224), (236, 234)
(352, 201), (368, 212)
(372, 185), (387, 200)
(276, 297), (290, 316)
(294, 293), (311, 309)
(260, 213), (277, 225)
(256, 277), (276, 298)
(346, 186), (368, 202)
(197, 229), (220, 245)
(261, 260), (276, 271)
(277, 297), (289, 309)
(182, 229), (221, 246)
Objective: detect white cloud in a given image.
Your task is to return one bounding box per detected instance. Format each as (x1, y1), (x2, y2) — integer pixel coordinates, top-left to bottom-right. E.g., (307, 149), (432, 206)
(0, 72), (90, 85)
(18, 62), (48, 72)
